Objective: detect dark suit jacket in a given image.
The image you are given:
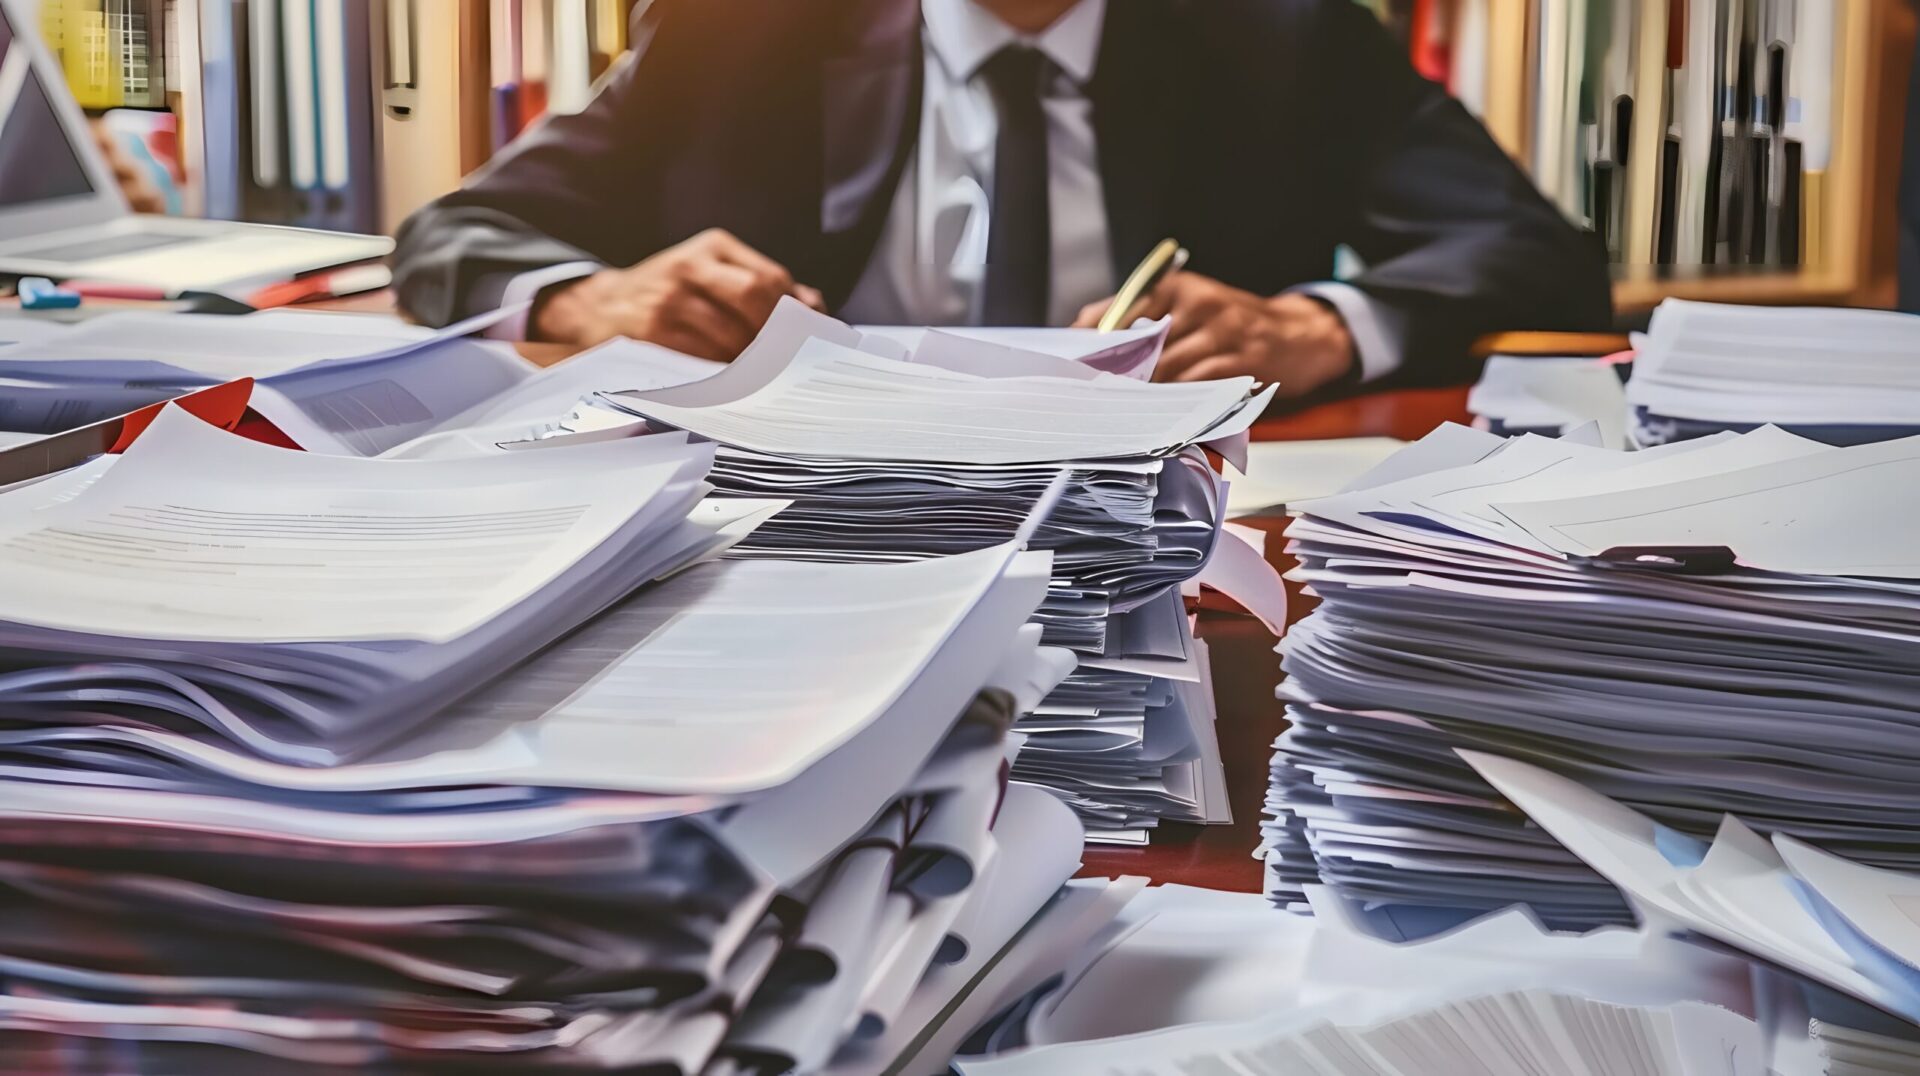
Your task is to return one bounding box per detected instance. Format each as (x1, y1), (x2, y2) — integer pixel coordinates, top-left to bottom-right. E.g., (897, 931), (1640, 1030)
(393, 0), (1613, 387)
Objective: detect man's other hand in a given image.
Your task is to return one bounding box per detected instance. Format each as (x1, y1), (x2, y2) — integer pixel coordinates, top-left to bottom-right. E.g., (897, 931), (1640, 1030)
(531, 228), (827, 359)
(1074, 273), (1356, 396)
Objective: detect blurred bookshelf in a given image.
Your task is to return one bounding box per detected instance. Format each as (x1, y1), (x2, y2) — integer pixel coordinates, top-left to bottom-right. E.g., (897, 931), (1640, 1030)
(35, 0), (652, 236)
(1369, 0), (1915, 313)
(35, 0), (1916, 314)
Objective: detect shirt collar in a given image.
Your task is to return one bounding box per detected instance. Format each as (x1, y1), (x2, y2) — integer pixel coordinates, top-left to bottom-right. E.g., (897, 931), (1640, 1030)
(922, 0), (1108, 87)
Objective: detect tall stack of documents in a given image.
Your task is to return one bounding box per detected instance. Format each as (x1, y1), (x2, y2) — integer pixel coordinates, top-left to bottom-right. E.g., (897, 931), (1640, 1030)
(0, 404), (1094, 1071)
(0, 308), (543, 455)
(600, 302), (1276, 842)
(1261, 423), (1920, 936)
(1628, 300), (1920, 447)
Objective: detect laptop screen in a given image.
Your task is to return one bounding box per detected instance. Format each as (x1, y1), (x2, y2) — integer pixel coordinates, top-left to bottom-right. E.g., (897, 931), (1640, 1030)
(0, 7), (98, 209)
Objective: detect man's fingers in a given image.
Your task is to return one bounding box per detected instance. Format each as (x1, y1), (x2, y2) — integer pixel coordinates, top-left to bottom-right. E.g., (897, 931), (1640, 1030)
(698, 228), (796, 289)
(691, 228), (832, 317)
(1153, 330), (1222, 381)
(1133, 275), (1185, 326)
(683, 257), (782, 330)
(1070, 298), (1111, 329)
(662, 288), (756, 359)
(791, 283), (828, 312)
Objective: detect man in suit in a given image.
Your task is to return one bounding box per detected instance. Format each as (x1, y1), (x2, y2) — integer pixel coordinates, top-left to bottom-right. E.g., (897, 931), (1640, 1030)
(394, 0), (1611, 397)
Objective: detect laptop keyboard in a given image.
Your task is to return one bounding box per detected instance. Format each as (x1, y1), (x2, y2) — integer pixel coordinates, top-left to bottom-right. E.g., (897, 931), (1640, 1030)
(8, 231), (203, 261)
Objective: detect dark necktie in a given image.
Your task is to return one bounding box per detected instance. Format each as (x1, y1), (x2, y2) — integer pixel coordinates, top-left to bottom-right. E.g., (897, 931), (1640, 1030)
(979, 45), (1052, 326)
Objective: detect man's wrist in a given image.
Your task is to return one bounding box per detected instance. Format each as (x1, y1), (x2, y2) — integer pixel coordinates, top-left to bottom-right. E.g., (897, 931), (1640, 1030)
(1269, 291), (1361, 393)
(497, 260), (604, 343)
(528, 274), (594, 343)
(1287, 282), (1407, 385)
(1297, 293), (1363, 390)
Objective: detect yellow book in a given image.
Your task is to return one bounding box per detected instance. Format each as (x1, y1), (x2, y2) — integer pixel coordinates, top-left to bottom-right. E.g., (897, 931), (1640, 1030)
(1485, 0), (1530, 162)
(43, 0), (126, 109)
(1622, 0), (1668, 267)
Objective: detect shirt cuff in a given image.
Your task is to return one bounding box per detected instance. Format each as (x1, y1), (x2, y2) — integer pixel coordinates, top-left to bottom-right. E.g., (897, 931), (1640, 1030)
(1289, 282), (1408, 384)
(483, 261), (604, 341)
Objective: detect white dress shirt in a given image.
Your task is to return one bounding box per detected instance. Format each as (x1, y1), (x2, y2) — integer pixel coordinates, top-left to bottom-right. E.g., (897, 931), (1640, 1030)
(498, 0), (1406, 381)
(839, 0), (1113, 328)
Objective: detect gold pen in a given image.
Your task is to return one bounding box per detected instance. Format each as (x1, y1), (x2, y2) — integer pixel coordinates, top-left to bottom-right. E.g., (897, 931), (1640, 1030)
(1097, 238), (1190, 332)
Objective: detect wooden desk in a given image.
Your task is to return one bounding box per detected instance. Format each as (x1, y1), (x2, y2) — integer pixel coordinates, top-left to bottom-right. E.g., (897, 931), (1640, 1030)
(1079, 386), (1473, 891)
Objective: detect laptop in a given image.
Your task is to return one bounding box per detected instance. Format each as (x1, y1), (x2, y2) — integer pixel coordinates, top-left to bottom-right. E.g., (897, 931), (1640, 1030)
(0, 0), (392, 293)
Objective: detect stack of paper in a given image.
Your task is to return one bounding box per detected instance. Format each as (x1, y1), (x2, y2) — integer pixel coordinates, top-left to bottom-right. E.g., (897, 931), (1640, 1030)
(1261, 422), (1920, 934)
(0, 406), (720, 764)
(1628, 300), (1920, 447)
(1469, 354), (1629, 448)
(600, 301), (1281, 842)
(1465, 753), (1920, 1031)
(1814, 1022), (1920, 1075)
(0, 407), (1098, 1070)
(0, 308), (530, 456)
(376, 336), (724, 460)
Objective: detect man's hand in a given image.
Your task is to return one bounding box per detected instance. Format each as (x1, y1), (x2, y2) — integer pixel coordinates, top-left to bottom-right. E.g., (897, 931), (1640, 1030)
(1074, 273), (1356, 396)
(532, 228), (826, 359)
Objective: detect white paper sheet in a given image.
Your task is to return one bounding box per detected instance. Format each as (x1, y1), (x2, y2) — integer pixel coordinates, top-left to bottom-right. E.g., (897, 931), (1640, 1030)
(613, 334), (1263, 464)
(860, 321), (1167, 375)
(1333, 422), (1507, 495)
(1225, 437), (1408, 516)
(1469, 356), (1629, 448)
(433, 337), (723, 431)
(0, 316), (74, 348)
(1494, 433), (1920, 576)
(0, 310), (434, 377)
(1628, 300), (1920, 426)
(1194, 522), (1288, 635)
(1775, 833), (1920, 980)
(0, 407), (707, 642)
(375, 339), (721, 459)
(1460, 751), (1915, 1021)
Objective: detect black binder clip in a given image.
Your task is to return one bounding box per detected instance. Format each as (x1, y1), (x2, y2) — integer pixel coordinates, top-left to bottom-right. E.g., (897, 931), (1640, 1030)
(1578, 546), (1740, 575)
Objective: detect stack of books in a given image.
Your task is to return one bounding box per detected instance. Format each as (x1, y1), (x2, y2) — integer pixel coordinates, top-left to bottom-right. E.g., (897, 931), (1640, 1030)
(1393, 0), (1841, 271)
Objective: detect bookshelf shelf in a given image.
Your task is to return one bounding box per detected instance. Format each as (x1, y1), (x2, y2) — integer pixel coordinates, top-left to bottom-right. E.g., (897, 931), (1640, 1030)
(1612, 268), (1858, 312)
(1394, 0), (1916, 315)
(37, 0), (648, 237)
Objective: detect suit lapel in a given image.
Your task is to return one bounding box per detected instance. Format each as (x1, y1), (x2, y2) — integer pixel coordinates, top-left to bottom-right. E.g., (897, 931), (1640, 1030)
(1090, 0), (1181, 282)
(819, 0), (923, 304)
